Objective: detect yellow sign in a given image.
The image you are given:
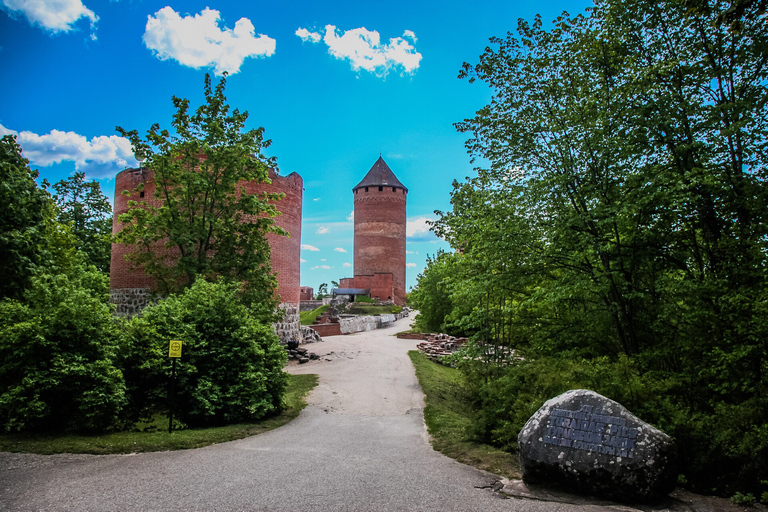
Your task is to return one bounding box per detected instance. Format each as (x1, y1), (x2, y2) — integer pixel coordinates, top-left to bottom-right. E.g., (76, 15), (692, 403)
(169, 340), (182, 358)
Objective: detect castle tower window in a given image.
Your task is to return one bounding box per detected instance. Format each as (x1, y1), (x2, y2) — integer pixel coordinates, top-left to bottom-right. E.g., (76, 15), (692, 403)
(378, 186), (383, 191)
(365, 187), (369, 192)
(392, 187), (396, 192)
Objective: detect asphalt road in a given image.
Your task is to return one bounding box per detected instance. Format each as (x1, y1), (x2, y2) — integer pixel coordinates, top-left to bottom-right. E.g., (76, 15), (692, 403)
(0, 316), (612, 512)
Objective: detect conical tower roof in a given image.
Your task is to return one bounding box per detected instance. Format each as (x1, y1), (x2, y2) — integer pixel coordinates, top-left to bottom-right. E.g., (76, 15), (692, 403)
(353, 156), (408, 192)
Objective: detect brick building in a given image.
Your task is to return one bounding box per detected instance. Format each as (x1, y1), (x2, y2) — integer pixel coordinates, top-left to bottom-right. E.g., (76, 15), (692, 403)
(338, 157), (407, 305)
(109, 166), (303, 341)
(299, 286), (314, 301)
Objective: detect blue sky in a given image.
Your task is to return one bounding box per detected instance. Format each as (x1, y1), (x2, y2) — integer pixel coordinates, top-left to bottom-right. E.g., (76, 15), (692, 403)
(0, 0), (591, 292)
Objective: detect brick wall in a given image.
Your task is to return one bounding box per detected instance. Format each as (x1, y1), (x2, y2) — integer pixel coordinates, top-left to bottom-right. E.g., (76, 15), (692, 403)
(110, 166), (303, 341)
(299, 286), (314, 301)
(338, 273), (394, 302)
(352, 186), (407, 304)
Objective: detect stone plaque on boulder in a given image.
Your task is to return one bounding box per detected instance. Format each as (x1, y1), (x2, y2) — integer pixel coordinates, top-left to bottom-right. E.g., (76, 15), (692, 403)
(518, 389), (678, 502)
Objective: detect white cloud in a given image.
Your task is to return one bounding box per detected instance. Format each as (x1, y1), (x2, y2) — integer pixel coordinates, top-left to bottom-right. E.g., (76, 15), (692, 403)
(406, 250), (414, 254)
(1, 124), (138, 178)
(334, 247), (347, 253)
(2, 0), (98, 36)
(406, 263), (417, 268)
(316, 226), (330, 234)
(407, 216), (438, 241)
(313, 197), (321, 201)
(321, 258), (327, 261)
(300, 258), (307, 263)
(296, 24), (422, 77)
(295, 27), (321, 43)
(301, 244), (320, 251)
(343, 262), (352, 268)
(143, 7), (276, 75)
(347, 211), (354, 222)
(311, 265), (332, 270)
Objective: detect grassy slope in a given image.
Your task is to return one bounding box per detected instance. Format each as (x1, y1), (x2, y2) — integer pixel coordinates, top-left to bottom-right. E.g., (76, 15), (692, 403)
(408, 350), (521, 479)
(300, 305), (328, 325)
(0, 373), (318, 455)
(344, 304), (394, 315)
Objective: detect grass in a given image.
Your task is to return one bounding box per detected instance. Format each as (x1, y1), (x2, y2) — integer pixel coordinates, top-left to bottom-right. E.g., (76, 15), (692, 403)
(300, 305), (328, 325)
(0, 373), (318, 455)
(344, 304), (395, 316)
(408, 350), (521, 479)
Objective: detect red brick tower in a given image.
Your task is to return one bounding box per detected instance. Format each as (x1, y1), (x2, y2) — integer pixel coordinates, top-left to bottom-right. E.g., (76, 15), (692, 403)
(351, 157), (408, 304)
(110, 167), (303, 341)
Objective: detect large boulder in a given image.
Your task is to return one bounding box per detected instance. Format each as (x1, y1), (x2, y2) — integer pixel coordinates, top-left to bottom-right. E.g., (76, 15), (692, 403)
(518, 389), (678, 502)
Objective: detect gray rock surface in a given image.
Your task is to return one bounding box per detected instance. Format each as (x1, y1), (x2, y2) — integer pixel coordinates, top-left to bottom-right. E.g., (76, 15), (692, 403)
(518, 389), (678, 502)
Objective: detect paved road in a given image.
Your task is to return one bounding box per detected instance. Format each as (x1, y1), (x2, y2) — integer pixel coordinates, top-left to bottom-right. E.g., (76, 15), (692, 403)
(0, 317), (608, 512)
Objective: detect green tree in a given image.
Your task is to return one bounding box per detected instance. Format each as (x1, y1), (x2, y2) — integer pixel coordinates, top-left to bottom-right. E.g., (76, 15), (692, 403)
(409, 251), (457, 333)
(51, 172), (113, 273)
(316, 283), (328, 299)
(116, 73), (284, 312)
(118, 278), (287, 427)
(0, 267), (125, 433)
(427, 0), (768, 494)
(0, 135), (73, 300)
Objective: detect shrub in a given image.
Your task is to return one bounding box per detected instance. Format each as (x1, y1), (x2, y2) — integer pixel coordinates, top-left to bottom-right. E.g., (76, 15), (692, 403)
(391, 305), (403, 314)
(0, 268), (125, 433)
(118, 278), (288, 428)
(731, 492), (756, 506)
(454, 346), (768, 496)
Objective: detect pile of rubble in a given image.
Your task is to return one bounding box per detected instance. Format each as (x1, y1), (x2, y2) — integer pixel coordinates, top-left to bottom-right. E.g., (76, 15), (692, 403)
(416, 333), (468, 362)
(301, 325), (323, 343)
(285, 344), (320, 364)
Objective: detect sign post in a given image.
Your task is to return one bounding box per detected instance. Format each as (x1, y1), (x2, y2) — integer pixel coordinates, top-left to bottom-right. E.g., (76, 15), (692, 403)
(168, 340), (182, 434)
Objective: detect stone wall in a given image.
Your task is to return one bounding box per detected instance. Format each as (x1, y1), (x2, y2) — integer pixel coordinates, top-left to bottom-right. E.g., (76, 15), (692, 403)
(338, 312), (409, 334)
(274, 302), (301, 343)
(300, 300), (324, 311)
(110, 287), (154, 317)
(110, 291), (300, 344)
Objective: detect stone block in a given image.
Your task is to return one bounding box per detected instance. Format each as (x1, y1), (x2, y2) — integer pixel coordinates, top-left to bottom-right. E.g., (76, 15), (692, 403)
(518, 389), (678, 503)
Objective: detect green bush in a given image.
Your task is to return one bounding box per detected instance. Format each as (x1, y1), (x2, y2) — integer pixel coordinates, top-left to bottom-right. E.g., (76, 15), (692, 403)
(454, 346), (768, 496)
(731, 492), (756, 506)
(391, 305), (403, 314)
(0, 268), (126, 433)
(118, 279), (288, 428)
(354, 295), (375, 303)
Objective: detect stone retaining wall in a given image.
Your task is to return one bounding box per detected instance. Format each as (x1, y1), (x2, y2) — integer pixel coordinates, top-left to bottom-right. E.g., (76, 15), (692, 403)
(110, 289), (300, 344)
(338, 311), (409, 334)
(299, 300), (324, 311)
(110, 287), (154, 317)
(274, 302), (301, 343)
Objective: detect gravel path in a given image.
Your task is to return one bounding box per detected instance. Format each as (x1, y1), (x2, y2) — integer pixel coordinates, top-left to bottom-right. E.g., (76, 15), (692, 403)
(0, 317), (619, 511)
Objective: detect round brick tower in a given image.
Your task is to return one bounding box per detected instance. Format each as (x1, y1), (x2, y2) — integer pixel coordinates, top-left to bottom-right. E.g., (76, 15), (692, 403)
(110, 167), (303, 341)
(352, 157), (408, 305)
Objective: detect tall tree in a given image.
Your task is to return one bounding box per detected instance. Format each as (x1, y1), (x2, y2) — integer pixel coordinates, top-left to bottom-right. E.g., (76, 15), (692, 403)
(51, 172), (112, 273)
(0, 135), (76, 300)
(116, 73), (284, 308)
(428, 0), (768, 492)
